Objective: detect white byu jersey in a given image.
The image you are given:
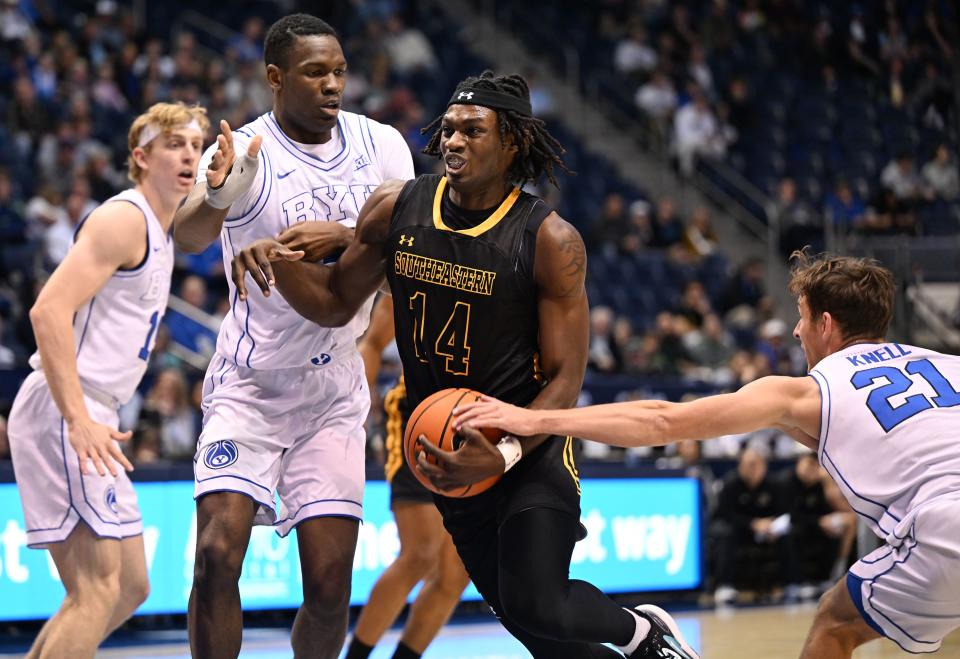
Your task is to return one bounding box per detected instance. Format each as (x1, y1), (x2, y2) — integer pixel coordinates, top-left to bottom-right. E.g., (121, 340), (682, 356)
(199, 110), (414, 369)
(810, 342), (960, 537)
(29, 189), (174, 403)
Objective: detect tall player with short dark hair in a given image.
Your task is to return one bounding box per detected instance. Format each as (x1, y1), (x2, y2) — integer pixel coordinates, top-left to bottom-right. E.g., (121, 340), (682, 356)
(173, 13), (413, 659)
(232, 71), (699, 659)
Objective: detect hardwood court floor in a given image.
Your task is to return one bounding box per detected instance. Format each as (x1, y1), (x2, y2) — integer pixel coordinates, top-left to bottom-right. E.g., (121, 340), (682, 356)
(3, 604), (957, 658)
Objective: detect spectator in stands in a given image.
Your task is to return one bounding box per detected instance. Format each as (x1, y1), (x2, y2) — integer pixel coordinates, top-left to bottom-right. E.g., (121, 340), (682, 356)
(687, 43), (714, 99)
(824, 178), (866, 234)
(650, 196), (684, 248)
(648, 311), (693, 376)
(588, 305), (617, 373)
(140, 368), (197, 460)
(756, 318), (803, 376)
(922, 144), (959, 201)
(684, 313), (735, 372)
(614, 22), (657, 79)
(880, 152), (929, 204)
(6, 76), (52, 161)
(712, 447), (789, 606)
(382, 13), (438, 78)
(673, 85), (718, 176)
(674, 280), (712, 328)
(44, 178), (97, 268)
(634, 69), (677, 145)
(227, 17), (265, 63)
(779, 453), (857, 600)
(719, 257), (768, 317)
(587, 192), (628, 253)
(774, 177), (821, 257)
(909, 61), (952, 131)
(701, 0), (735, 54)
(681, 206), (718, 261)
(724, 77), (754, 138)
(869, 186), (917, 235)
(619, 199), (654, 255)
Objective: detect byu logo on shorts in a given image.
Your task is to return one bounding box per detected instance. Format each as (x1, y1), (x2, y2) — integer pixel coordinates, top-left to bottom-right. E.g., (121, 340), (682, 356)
(311, 353), (332, 366)
(104, 485), (118, 514)
(204, 440), (239, 470)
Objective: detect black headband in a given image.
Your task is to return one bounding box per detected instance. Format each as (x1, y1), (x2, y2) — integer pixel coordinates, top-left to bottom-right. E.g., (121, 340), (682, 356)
(447, 87), (532, 116)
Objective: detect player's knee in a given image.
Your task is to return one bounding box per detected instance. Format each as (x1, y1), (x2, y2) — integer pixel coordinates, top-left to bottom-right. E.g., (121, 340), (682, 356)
(500, 588), (568, 641)
(396, 541), (437, 578)
(430, 564), (470, 600)
(302, 558), (352, 614)
(122, 573), (151, 610)
(76, 569), (124, 614)
(194, 532), (246, 587)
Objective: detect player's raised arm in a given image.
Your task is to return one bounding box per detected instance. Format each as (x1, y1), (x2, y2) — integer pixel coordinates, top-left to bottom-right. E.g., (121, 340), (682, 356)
(173, 119), (262, 253)
(30, 205), (143, 475)
(456, 374), (821, 448)
(231, 179), (404, 326)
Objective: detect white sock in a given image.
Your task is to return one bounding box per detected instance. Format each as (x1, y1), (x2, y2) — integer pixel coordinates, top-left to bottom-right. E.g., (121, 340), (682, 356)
(613, 607), (652, 656)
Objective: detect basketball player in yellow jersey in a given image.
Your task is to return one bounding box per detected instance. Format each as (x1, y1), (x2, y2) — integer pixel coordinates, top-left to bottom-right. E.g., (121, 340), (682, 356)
(349, 295), (470, 659)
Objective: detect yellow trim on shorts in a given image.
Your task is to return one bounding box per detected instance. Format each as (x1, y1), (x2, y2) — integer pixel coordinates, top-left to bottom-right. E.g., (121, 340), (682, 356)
(384, 378), (407, 483)
(562, 436), (581, 495)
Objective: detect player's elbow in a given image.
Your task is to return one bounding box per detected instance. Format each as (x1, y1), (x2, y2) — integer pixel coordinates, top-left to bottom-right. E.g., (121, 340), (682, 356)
(647, 411), (675, 446)
(28, 302), (55, 333)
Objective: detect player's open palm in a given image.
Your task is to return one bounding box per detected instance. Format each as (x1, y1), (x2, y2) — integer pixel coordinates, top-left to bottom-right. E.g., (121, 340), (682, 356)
(207, 119), (263, 189)
(67, 417), (134, 477)
(232, 238), (305, 299)
(454, 395), (539, 437)
(277, 221), (352, 262)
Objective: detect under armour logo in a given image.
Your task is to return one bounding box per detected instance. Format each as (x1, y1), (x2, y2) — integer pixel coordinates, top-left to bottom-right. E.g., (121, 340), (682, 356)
(399, 235), (414, 247)
(457, 91), (474, 100)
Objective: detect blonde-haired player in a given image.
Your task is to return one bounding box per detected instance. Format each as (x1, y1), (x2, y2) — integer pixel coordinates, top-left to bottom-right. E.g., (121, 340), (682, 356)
(7, 102), (208, 659)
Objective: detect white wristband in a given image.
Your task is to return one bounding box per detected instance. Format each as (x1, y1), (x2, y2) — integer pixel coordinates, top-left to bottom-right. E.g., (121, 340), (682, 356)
(496, 435), (522, 473)
(204, 151), (260, 210)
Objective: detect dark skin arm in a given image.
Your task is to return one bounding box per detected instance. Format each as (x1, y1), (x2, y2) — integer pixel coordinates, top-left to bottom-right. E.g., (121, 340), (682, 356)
(416, 212), (590, 490)
(230, 179), (404, 326)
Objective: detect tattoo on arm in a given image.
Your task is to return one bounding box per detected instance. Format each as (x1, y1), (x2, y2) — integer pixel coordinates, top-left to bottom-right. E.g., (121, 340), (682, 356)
(555, 226), (586, 297)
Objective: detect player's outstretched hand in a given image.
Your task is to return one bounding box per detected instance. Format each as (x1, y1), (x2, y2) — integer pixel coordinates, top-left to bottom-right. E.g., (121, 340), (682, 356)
(453, 395), (540, 437)
(206, 120), (262, 189)
(415, 427), (505, 491)
(277, 221), (353, 262)
(231, 238), (305, 300)
(67, 417), (134, 477)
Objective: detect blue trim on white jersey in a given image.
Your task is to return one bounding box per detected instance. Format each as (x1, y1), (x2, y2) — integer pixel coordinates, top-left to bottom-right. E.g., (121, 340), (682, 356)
(846, 572), (887, 637)
(193, 486), (274, 516)
(264, 112), (351, 171)
(224, 228), (249, 367)
(362, 115), (378, 157)
(75, 297), (97, 357)
(243, 292), (255, 367)
(112, 200), (151, 274)
(272, 497), (363, 526)
(358, 114), (374, 162)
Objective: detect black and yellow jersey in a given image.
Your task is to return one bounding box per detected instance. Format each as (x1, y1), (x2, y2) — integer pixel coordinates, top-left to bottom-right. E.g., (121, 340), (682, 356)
(385, 174), (549, 412)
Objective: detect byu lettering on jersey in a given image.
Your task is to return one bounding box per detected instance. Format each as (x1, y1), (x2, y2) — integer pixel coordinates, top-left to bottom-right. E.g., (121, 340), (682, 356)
(193, 110), (414, 536)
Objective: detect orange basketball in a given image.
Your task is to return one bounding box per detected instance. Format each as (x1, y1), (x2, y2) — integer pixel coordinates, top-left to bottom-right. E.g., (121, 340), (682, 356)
(403, 387), (504, 498)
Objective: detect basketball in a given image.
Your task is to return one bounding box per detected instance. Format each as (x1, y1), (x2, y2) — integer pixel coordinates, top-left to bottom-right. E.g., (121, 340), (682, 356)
(403, 387), (505, 498)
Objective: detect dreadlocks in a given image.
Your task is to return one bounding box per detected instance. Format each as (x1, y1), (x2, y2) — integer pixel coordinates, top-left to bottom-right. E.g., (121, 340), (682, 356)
(421, 71), (572, 187)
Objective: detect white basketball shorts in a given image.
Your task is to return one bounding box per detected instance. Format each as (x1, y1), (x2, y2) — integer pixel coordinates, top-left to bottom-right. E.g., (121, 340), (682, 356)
(195, 350), (369, 537)
(8, 371), (142, 548)
(847, 495), (960, 654)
